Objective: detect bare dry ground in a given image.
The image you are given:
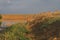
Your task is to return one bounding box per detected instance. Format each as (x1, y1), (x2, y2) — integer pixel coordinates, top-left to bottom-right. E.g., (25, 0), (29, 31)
(1, 10), (60, 27)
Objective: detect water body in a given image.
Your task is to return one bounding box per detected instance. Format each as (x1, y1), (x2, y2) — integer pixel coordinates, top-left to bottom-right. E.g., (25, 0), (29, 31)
(1, 20), (27, 27)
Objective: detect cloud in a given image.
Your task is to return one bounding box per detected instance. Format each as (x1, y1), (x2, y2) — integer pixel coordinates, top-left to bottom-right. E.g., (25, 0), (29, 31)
(0, 0), (60, 14)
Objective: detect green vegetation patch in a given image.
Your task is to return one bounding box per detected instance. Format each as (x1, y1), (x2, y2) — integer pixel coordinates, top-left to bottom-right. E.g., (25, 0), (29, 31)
(0, 23), (30, 40)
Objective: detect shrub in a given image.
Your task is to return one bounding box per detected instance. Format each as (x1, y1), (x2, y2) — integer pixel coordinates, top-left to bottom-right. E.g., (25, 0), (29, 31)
(0, 14), (2, 26)
(29, 16), (60, 40)
(0, 23), (30, 40)
(0, 14), (2, 19)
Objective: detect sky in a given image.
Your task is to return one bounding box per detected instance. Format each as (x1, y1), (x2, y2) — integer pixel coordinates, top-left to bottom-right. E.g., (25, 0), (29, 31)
(0, 0), (60, 14)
